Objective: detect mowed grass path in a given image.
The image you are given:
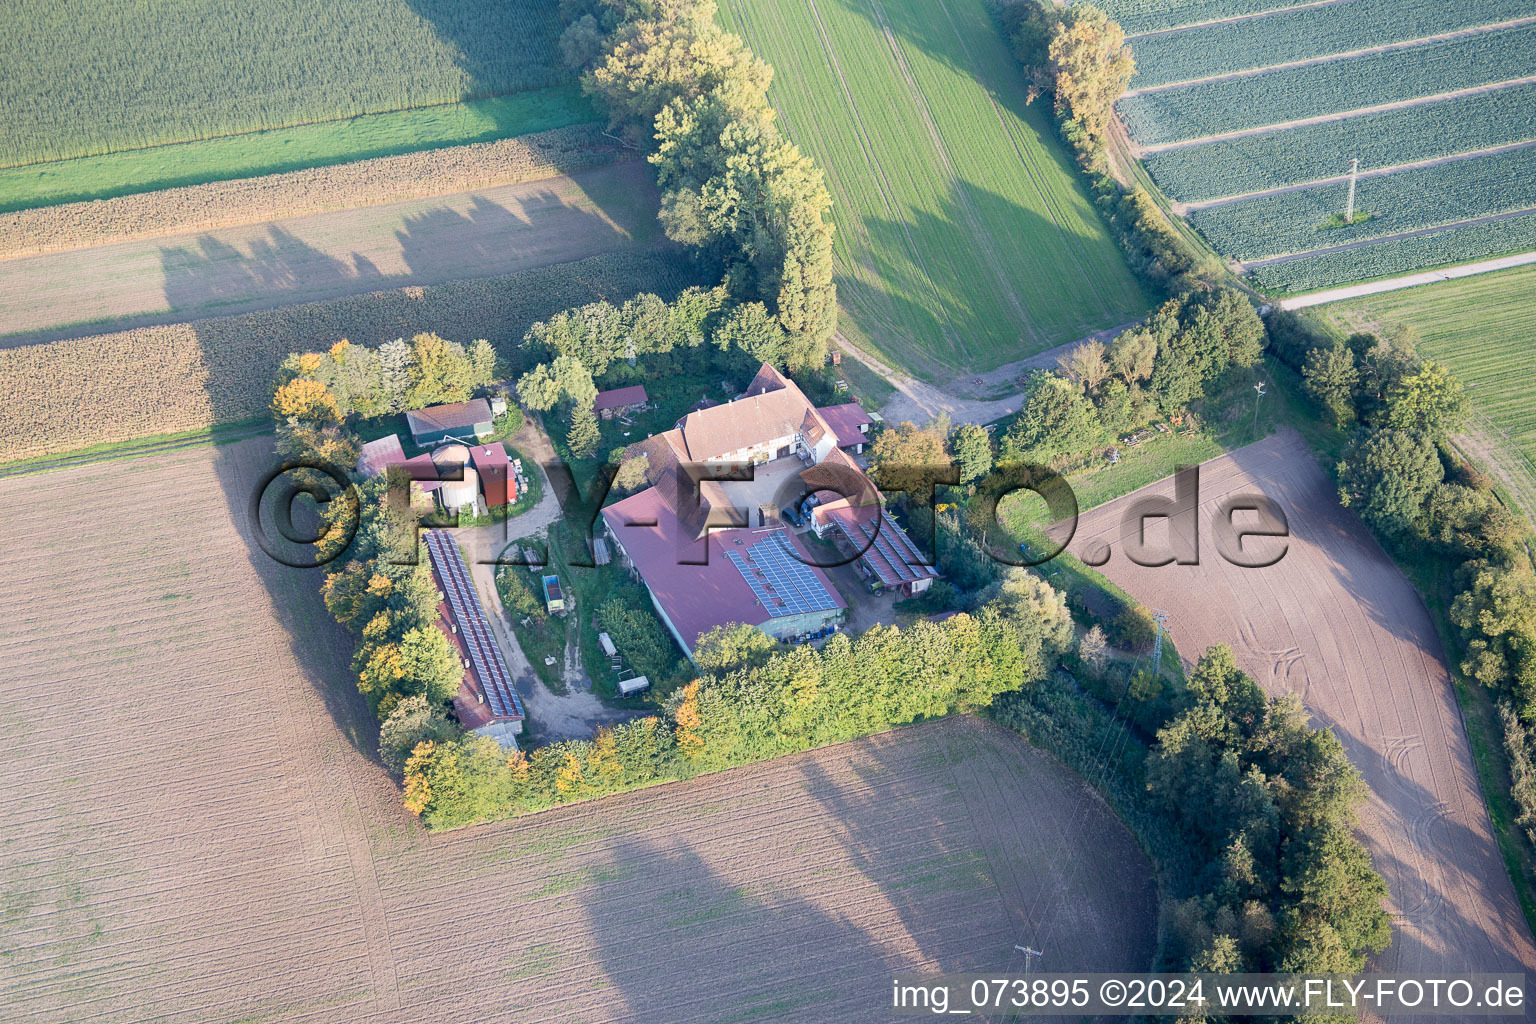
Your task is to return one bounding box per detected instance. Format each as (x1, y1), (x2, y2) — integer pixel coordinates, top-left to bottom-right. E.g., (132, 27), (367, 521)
(719, 0), (1148, 380)
(1313, 265), (1536, 508)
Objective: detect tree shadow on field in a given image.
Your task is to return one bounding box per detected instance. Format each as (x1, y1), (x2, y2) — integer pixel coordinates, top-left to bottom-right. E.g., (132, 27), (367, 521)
(855, 178), (1125, 378)
(573, 791), (905, 1020)
(403, 0), (584, 132)
(795, 720), (1159, 983)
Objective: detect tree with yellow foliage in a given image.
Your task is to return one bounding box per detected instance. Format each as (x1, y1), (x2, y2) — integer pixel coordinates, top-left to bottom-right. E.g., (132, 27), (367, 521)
(271, 377), (341, 424)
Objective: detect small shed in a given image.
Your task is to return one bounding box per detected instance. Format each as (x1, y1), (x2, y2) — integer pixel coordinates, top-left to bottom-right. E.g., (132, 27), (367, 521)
(405, 398), (495, 446)
(597, 632), (618, 658)
(594, 385), (648, 420)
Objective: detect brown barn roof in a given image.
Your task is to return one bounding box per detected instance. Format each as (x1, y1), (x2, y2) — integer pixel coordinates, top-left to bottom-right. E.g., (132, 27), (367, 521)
(405, 398), (493, 436)
(594, 384), (648, 412)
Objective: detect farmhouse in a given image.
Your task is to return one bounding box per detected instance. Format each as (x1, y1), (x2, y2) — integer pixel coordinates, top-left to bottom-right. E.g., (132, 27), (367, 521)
(594, 384), (648, 420)
(815, 401), (873, 454)
(405, 397), (497, 447)
(602, 363), (932, 656)
(422, 529), (524, 748)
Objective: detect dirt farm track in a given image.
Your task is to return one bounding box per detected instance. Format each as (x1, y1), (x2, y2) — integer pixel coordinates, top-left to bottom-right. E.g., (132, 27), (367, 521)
(0, 439), (1155, 1023)
(1066, 430), (1536, 1007)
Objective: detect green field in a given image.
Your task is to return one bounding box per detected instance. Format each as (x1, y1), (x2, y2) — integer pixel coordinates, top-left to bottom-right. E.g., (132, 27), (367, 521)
(717, 0), (1148, 380)
(0, 0), (590, 209)
(0, 87), (595, 212)
(1312, 265), (1536, 514)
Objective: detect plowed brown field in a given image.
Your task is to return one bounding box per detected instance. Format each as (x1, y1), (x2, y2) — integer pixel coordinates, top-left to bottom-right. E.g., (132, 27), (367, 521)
(0, 439), (1155, 1023)
(1064, 430), (1536, 1013)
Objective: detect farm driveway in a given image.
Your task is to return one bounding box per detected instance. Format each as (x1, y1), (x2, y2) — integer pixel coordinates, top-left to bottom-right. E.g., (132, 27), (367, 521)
(0, 160), (659, 343)
(0, 436), (1157, 1022)
(1062, 430), (1536, 1006)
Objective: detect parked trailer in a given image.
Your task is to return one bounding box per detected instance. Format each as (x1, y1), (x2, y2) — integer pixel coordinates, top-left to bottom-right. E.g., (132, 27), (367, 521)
(617, 674), (650, 697)
(541, 574), (565, 613)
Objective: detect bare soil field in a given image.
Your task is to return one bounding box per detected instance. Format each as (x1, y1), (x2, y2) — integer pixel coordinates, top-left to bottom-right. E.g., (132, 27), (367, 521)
(0, 439), (1156, 1023)
(0, 160), (660, 344)
(1062, 430), (1536, 998)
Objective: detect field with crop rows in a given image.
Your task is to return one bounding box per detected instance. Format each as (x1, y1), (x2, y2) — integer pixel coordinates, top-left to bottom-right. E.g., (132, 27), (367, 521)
(1, 0), (568, 165)
(1312, 264), (1536, 512)
(1127, 0), (1534, 89)
(0, 248), (698, 465)
(1188, 143), (1536, 260)
(1119, 22), (1536, 147)
(719, 0), (1147, 380)
(0, 441), (1158, 1021)
(1098, 0), (1324, 34)
(1115, 0), (1536, 291)
(1145, 82), (1536, 202)
(1251, 211), (1536, 291)
(0, 0), (597, 211)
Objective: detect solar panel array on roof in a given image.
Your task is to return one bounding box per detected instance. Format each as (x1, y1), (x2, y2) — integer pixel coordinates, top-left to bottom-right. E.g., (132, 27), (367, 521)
(725, 531), (839, 618)
(423, 530), (525, 721)
(837, 507), (938, 586)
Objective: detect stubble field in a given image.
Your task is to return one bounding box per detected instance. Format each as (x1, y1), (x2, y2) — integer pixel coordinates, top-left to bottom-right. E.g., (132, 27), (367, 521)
(0, 439), (1156, 1022)
(1062, 431), (1536, 992)
(0, 160), (661, 344)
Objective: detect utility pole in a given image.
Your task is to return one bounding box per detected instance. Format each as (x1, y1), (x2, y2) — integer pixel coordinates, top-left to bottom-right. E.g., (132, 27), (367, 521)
(1150, 610), (1169, 672)
(1344, 158), (1359, 222)
(1015, 946), (1044, 978)
(1252, 381), (1267, 432)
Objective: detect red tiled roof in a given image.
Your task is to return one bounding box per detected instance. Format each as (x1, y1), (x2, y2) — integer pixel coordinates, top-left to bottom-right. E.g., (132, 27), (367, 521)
(357, 434), (407, 478)
(816, 403), (872, 448)
(594, 384), (648, 412)
(401, 453), (443, 493)
(601, 486), (844, 651)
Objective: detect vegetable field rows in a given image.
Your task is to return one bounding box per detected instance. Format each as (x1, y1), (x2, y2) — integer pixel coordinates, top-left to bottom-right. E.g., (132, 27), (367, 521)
(1099, 0), (1325, 35)
(718, 0), (1147, 378)
(1145, 82), (1536, 202)
(1128, 0), (1535, 89)
(1189, 143), (1536, 260)
(1, 0), (570, 167)
(1118, 22), (1536, 146)
(1249, 211), (1536, 292)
